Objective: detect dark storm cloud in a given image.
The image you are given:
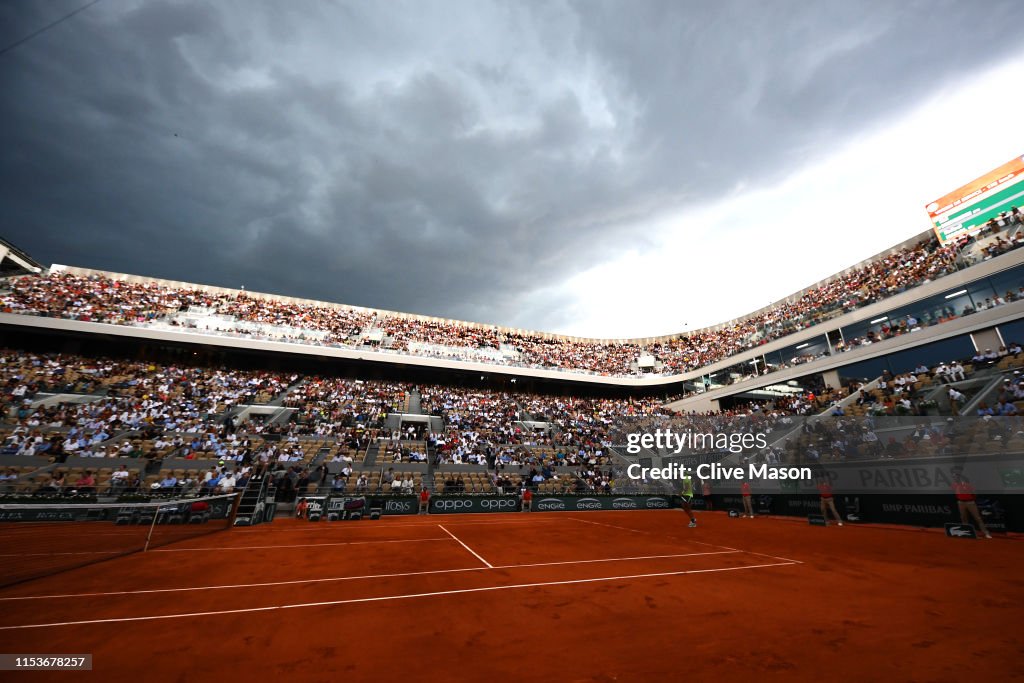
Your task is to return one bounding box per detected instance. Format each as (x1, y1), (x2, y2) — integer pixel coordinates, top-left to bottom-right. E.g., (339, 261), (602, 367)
(0, 0), (1022, 331)
(571, 0), (1024, 193)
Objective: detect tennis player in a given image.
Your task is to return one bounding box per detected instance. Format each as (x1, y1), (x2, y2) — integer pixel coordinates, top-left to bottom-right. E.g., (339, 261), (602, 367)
(816, 476), (843, 526)
(679, 474), (697, 528)
(951, 468), (992, 538)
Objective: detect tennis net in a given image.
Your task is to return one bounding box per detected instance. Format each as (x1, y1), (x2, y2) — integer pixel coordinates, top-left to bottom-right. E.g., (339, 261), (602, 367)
(0, 493), (240, 588)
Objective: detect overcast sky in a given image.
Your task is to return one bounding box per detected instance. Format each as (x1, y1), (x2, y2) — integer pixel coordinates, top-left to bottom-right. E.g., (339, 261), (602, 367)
(2, 1), (1023, 338)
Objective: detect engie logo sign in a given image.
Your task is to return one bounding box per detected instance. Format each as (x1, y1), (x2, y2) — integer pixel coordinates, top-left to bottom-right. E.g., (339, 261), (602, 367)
(532, 495), (677, 512)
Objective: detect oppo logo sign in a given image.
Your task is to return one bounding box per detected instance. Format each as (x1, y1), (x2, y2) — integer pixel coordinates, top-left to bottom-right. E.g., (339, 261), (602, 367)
(576, 498), (602, 510)
(612, 498), (637, 509)
(434, 499), (473, 510)
(536, 498), (566, 511)
(433, 498), (518, 512)
(481, 499), (517, 510)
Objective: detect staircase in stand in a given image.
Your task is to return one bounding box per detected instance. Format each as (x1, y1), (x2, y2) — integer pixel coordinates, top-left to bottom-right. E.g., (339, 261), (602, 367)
(362, 441), (380, 467)
(426, 438), (437, 484)
(233, 473), (271, 526)
(407, 389), (423, 415)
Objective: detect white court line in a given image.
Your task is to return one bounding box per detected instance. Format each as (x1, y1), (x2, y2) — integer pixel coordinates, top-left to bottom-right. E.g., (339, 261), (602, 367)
(0, 550), (124, 557)
(226, 511), (677, 532)
(568, 517), (806, 566)
(690, 540), (804, 565)
(0, 560), (797, 630)
(151, 537), (450, 552)
(0, 537), (451, 557)
(229, 518), (564, 532)
(412, 520), (559, 526)
(0, 532), (163, 536)
(0, 551), (739, 601)
(567, 517), (651, 534)
(438, 524), (492, 568)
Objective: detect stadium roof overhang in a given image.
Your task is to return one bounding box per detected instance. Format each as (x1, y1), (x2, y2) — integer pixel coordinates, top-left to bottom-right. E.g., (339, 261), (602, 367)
(3, 292), (1023, 398)
(2, 242), (1022, 395)
(0, 237), (43, 276)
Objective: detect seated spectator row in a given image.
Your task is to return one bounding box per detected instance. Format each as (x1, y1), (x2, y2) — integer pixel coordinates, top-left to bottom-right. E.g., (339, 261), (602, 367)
(312, 468), (422, 495)
(433, 471), (494, 494)
(5, 465), (143, 496)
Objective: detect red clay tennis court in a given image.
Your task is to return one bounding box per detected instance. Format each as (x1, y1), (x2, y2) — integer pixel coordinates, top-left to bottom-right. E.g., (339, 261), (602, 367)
(0, 509), (1021, 682)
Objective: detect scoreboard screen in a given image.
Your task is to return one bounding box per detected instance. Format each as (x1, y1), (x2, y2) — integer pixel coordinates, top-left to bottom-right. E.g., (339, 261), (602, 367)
(926, 154), (1024, 244)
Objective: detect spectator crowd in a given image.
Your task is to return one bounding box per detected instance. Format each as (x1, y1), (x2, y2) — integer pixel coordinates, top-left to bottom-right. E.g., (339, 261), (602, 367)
(3, 228), (1021, 378)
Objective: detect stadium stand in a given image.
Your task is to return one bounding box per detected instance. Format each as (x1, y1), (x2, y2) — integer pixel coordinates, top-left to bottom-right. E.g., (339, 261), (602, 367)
(6, 339), (1019, 506)
(0, 218), (1021, 510)
(2, 223), (1023, 380)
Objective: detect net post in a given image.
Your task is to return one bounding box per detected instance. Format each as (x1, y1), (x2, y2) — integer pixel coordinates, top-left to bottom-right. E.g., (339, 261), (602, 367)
(226, 491), (243, 527)
(144, 499), (160, 552)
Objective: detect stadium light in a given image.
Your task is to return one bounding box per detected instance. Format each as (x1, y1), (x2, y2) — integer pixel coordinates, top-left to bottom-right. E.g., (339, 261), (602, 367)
(795, 343), (809, 349)
(945, 289), (968, 299)
(869, 316), (888, 324)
